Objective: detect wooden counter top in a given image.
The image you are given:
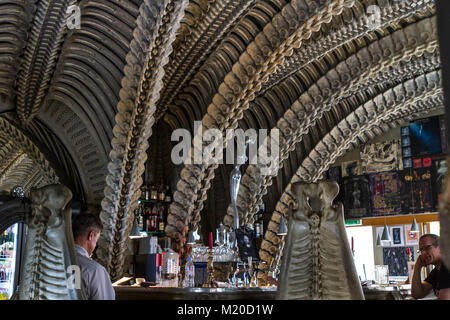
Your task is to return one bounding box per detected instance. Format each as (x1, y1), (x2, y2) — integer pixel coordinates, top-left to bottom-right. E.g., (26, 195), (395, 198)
(114, 286), (278, 300)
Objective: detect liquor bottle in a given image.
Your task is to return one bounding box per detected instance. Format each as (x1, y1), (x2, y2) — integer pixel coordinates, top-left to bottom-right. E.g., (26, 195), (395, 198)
(158, 206), (165, 233)
(148, 205), (155, 232)
(140, 182), (147, 200)
(158, 178), (166, 201)
(150, 181), (158, 200)
(165, 185), (172, 202)
(153, 205), (159, 232)
(142, 207), (149, 232)
(255, 204), (264, 238)
(137, 206), (144, 231)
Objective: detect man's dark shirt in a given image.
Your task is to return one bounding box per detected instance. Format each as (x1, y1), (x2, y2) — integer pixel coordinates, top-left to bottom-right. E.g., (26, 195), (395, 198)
(425, 263), (450, 296)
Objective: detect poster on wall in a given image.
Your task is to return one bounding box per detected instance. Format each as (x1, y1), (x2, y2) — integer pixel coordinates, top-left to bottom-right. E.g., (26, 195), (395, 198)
(432, 157), (447, 211)
(409, 116), (442, 157)
(341, 160), (361, 177)
(360, 140), (403, 174)
(398, 169), (413, 214)
(411, 167), (434, 213)
(343, 175), (372, 219)
(370, 171), (401, 216)
(439, 115), (447, 154)
(405, 224), (419, 245)
(383, 247), (414, 277)
(390, 225), (405, 247)
(398, 167), (434, 214)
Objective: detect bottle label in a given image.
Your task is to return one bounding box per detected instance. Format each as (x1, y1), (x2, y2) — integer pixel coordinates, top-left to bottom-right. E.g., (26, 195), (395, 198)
(159, 222), (165, 232)
(165, 196), (171, 202)
(151, 191), (157, 200)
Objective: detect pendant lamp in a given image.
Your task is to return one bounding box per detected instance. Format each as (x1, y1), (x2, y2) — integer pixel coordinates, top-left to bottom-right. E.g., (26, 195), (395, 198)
(410, 217), (419, 233)
(187, 224), (196, 244)
(129, 217), (142, 239)
(277, 215), (288, 236)
(381, 224), (391, 243)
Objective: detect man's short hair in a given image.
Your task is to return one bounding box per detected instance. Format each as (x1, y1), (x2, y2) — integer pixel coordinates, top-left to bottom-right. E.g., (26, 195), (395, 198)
(72, 212), (103, 240)
(420, 234), (440, 247)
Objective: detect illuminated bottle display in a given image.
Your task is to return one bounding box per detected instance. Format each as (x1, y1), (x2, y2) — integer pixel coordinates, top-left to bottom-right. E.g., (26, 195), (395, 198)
(137, 177), (172, 236)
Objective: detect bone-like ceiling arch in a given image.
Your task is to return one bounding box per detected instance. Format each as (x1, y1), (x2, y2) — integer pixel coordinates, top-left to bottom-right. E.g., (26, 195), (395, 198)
(0, 0), (445, 283)
(166, 0), (438, 250)
(223, 16), (439, 230)
(0, 117), (59, 193)
(257, 72), (444, 278)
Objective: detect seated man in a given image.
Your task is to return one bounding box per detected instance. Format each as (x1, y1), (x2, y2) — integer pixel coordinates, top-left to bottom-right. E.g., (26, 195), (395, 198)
(72, 212), (115, 300)
(411, 234), (450, 300)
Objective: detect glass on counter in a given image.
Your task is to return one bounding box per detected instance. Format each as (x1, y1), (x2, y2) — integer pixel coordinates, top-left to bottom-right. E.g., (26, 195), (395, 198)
(374, 265), (389, 285)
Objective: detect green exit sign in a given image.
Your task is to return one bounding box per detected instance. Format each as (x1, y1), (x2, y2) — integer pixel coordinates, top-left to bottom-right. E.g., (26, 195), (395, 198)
(345, 219), (362, 226)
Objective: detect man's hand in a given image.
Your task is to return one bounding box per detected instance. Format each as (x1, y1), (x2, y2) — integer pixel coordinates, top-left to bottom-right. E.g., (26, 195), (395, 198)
(411, 254), (433, 299)
(415, 254), (427, 269)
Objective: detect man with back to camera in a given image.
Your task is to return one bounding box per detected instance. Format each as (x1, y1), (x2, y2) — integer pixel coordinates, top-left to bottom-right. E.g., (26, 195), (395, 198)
(411, 234), (450, 300)
(72, 212), (115, 300)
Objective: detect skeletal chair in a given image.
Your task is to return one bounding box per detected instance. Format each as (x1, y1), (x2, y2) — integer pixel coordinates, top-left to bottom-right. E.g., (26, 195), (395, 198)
(277, 180), (364, 300)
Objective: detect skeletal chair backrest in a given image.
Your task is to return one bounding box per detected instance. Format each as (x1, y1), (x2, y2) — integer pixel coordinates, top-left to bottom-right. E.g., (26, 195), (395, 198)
(277, 180), (364, 300)
(17, 184), (86, 300)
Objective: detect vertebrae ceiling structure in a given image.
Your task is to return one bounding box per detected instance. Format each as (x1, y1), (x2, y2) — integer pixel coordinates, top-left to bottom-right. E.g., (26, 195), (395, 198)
(0, 0), (443, 281)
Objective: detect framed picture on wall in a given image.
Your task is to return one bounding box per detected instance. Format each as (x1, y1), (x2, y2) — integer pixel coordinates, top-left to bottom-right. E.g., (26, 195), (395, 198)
(360, 140), (402, 174)
(383, 247), (413, 276)
(369, 171), (401, 216)
(405, 224), (419, 245)
(390, 225), (405, 247)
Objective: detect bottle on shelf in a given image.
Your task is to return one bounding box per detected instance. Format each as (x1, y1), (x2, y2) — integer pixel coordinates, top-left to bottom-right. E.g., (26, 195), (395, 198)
(158, 206), (165, 233)
(140, 182), (147, 200)
(136, 206), (143, 232)
(143, 207), (149, 232)
(184, 257), (195, 287)
(165, 185), (172, 202)
(158, 178), (166, 201)
(150, 205), (158, 232)
(255, 203), (264, 239)
(150, 181), (158, 200)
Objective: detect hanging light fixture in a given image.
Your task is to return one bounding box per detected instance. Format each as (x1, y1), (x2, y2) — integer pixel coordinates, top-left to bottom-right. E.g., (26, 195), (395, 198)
(410, 217), (419, 233)
(381, 224), (391, 243)
(187, 230), (196, 245)
(277, 215), (288, 236)
(376, 233), (381, 246)
(187, 224), (196, 245)
(129, 217), (142, 239)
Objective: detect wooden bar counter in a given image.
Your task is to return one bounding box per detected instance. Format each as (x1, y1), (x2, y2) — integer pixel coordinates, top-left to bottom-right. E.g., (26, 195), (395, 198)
(114, 286), (278, 300)
(114, 285), (410, 300)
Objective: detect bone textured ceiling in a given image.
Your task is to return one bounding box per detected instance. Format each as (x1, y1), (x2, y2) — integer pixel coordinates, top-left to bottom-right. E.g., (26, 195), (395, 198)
(0, 0), (442, 281)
